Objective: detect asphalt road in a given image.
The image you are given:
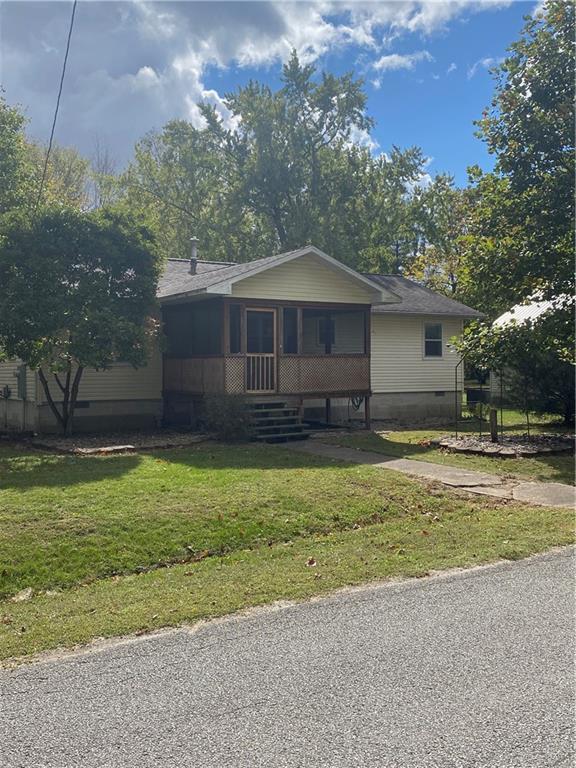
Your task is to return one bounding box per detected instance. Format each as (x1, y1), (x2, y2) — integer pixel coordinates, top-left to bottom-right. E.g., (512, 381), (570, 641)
(1, 548), (574, 768)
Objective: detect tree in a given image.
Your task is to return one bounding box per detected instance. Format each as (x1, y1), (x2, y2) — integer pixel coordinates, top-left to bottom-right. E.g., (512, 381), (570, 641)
(465, 0), (575, 312)
(0, 208), (161, 434)
(0, 94), (34, 215)
(217, 52), (373, 255)
(457, 314), (574, 426)
(28, 143), (92, 210)
(358, 147), (427, 274)
(405, 175), (471, 296)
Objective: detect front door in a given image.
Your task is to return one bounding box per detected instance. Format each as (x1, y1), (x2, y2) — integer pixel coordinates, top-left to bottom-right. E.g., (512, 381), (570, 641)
(246, 309), (276, 392)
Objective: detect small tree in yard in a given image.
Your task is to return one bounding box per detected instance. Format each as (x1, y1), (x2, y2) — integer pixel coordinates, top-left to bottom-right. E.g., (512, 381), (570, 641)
(457, 309), (575, 428)
(0, 208), (161, 434)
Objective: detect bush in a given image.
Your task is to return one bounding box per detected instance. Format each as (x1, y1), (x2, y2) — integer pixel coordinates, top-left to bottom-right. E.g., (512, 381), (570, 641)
(201, 394), (253, 442)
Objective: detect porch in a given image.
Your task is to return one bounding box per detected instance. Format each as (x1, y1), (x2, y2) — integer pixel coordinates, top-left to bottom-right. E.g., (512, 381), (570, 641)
(162, 298), (371, 398)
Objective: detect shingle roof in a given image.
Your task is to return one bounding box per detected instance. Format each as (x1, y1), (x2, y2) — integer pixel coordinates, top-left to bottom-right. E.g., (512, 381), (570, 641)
(157, 247), (394, 302)
(366, 274), (482, 318)
(157, 249), (323, 299)
(156, 251), (480, 317)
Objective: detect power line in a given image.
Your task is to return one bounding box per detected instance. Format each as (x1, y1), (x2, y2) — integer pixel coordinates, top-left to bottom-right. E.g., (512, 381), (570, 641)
(34, 0), (78, 212)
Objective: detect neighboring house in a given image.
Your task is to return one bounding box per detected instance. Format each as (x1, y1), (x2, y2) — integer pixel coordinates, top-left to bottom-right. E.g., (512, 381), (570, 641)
(0, 245), (481, 433)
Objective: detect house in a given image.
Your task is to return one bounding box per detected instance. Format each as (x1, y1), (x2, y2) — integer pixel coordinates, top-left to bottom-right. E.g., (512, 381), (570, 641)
(0, 245), (481, 433)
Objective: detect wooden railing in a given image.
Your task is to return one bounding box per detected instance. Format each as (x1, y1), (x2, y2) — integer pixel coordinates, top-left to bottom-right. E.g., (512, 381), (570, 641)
(246, 354), (275, 393)
(164, 354), (370, 396)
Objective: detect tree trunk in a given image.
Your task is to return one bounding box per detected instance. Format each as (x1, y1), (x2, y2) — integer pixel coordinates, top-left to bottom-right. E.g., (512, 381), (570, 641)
(66, 366), (84, 435)
(38, 364), (84, 435)
(38, 368), (65, 433)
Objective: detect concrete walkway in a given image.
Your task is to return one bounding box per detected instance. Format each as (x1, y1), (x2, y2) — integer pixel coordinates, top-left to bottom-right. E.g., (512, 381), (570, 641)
(286, 441), (575, 509)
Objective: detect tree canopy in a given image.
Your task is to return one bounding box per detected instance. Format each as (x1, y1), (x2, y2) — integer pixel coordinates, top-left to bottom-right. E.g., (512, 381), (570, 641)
(0, 208), (160, 433)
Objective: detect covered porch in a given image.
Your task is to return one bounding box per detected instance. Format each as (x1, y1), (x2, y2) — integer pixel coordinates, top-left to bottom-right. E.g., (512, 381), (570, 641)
(162, 298), (371, 398)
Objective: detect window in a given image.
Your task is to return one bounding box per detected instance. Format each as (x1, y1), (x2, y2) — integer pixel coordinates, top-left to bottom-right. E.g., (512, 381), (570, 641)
(283, 308), (298, 354)
(318, 316), (336, 350)
(424, 323), (443, 357)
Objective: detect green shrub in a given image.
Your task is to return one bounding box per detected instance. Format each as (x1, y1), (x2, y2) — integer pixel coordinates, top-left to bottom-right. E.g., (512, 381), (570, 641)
(201, 394), (253, 442)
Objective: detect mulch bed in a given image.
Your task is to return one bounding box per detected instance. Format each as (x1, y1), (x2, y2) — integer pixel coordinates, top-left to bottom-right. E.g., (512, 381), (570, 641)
(431, 433), (574, 457)
(21, 430), (210, 455)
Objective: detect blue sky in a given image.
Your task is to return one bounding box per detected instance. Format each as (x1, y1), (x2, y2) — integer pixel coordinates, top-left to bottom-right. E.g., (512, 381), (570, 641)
(1, 1), (536, 186)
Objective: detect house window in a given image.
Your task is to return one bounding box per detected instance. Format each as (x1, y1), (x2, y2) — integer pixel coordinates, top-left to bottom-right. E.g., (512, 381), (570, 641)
(283, 308), (298, 354)
(424, 323), (443, 357)
(317, 316), (336, 351)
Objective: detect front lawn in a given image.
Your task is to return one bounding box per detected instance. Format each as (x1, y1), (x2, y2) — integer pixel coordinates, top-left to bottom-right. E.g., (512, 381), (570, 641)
(0, 440), (573, 662)
(320, 411), (574, 485)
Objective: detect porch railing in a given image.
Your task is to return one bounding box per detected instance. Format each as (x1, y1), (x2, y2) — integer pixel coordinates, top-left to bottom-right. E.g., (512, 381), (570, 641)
(246, 353), (275, 393)
(164, 354), (370, 396)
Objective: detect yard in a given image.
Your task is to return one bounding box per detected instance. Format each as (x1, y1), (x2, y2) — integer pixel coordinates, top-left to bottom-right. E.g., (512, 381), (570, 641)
(0, 437), (573, 663)
(320, 411), (575, 486)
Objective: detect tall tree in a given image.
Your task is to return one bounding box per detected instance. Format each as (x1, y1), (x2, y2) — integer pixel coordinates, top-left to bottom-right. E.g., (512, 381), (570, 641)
(358, 147), (427, 274)
(0, 208), (160, 434)
(405, 175), (471, 295)
(464, 0), (575, 313)
(29, 143), (92, 210)
(219, 52), (373, 255)
(0, 95), (34, 215)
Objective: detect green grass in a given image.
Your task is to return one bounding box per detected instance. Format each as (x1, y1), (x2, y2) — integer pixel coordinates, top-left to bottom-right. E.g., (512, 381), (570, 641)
(320, 411), (574, 485)
(0, 439), (573, 662)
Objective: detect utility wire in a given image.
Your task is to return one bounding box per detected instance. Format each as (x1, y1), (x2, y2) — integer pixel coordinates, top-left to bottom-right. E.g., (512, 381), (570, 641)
(34, 0), (78, 212)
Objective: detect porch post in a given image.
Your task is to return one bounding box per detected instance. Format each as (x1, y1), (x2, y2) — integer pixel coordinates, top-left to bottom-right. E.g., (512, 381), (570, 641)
(222, 300), (229, 354)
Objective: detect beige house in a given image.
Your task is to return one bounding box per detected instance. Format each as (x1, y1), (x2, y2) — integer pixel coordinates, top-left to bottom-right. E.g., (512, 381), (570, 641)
(0, 246), (480, 434)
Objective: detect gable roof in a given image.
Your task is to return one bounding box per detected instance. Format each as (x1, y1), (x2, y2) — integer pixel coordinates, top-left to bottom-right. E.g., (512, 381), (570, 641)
(158, 246), (399, 304)
(367, 274), (482, 318)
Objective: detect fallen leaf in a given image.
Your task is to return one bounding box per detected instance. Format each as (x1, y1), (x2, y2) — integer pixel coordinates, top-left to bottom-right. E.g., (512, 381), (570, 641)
(11, 588), (33, 603)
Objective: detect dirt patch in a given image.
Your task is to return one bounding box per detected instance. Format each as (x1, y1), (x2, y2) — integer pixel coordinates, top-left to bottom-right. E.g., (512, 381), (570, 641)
(24, 430), (210, 455)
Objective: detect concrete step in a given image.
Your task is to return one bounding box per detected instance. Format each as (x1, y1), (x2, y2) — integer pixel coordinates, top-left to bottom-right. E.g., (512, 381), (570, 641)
(252, 413), (300, 426)
(254, 423), (303, 433)
(247, 402), (289, 411)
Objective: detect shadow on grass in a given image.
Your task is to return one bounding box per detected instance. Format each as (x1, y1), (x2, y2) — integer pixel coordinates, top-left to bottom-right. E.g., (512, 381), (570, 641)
(0, 440), (358, 491)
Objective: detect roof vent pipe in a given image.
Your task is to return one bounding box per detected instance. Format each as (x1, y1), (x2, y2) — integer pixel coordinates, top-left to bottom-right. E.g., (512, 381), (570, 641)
(189, 236), (199, 274)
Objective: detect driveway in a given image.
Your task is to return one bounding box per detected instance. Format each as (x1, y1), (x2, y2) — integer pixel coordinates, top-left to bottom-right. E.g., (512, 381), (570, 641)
(1, 548), (574, 768)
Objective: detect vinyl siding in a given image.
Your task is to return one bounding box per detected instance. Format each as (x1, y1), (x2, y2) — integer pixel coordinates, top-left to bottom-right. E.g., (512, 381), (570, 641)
(0, 359), (36, 401)
(371, 315), (463, 393)
(231, 254), (373, 304)
(38, 345), (162, 403)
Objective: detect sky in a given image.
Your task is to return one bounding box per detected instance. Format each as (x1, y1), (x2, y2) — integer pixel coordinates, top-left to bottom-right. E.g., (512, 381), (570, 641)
(0, 1), (538, 186)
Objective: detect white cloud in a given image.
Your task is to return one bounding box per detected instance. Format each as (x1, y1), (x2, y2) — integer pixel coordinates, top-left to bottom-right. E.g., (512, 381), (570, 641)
(373, 50), (434, 72)
(533, 0), (547, 15)
(447, 62), (457, 74)
(467, 56), (502, 79)
(1, 0), (513, 164)
(348, 124), (380, 154)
